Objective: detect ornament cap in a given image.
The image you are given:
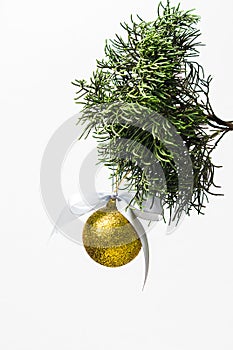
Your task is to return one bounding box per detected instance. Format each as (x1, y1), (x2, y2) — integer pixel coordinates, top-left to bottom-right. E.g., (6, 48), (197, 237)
(106, 198), (117, 210)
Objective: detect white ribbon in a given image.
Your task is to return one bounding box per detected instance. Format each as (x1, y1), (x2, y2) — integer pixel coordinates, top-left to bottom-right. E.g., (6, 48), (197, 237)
(52, 192), (163, 290)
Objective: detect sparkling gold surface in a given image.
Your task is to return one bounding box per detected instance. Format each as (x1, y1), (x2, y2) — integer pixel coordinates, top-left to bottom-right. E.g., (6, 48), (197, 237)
(82, 199), (142, 267)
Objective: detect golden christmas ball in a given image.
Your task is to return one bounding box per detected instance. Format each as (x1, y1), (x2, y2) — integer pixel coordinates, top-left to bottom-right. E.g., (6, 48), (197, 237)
(82, 198), (142, 267)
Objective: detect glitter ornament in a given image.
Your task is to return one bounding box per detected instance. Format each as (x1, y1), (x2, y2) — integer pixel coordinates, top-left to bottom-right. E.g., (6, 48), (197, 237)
(82, 198), (142, 267)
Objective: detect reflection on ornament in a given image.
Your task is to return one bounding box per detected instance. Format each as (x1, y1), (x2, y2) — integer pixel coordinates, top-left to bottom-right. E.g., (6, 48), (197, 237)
(82, 198), (142, 267)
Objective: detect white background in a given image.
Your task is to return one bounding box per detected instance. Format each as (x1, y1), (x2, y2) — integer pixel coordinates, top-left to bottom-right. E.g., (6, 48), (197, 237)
(1, 0), (233, 349)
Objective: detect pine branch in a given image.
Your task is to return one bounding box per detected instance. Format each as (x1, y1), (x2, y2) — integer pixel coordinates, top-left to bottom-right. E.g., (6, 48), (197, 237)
(72, 0), (231, 222)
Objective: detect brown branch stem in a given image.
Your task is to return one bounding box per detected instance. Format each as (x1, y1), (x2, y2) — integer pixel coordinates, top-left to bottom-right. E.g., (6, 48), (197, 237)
(208, 114), (233, 130)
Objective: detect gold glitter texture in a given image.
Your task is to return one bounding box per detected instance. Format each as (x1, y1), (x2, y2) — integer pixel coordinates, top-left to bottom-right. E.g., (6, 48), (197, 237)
(82, 198), (142, 267)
